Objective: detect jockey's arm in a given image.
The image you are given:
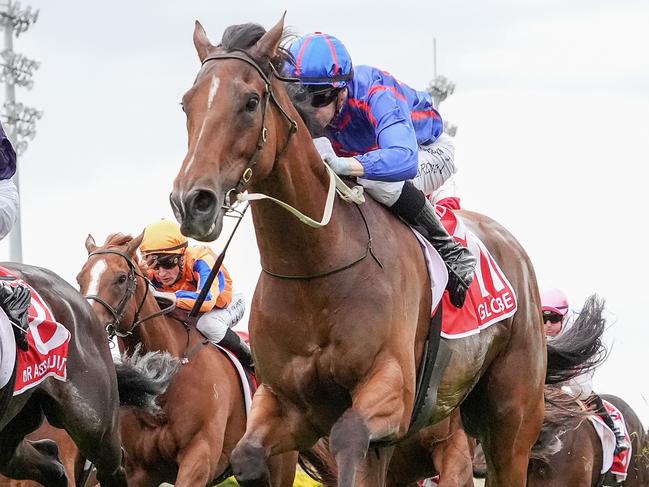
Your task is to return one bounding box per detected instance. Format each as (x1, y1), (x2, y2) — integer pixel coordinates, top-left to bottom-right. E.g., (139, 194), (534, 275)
(0, 124), (18, 241)
(175, 255), (227, 313)
(354, 89), (419, 182)
(0, 179), (18, 240)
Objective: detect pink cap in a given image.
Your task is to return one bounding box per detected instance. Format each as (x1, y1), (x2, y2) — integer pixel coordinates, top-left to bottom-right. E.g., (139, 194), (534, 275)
(541, 288), (570, 316)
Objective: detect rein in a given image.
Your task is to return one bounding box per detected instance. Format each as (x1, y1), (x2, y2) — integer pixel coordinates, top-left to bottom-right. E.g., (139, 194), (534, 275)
(84, 249), (175, 339)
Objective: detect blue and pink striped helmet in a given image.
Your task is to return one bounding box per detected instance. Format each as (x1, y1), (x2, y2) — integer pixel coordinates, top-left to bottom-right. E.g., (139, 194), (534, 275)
(287, 32), (353, 88)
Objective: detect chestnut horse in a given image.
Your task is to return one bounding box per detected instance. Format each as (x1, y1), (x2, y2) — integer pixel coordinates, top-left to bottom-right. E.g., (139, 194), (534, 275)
(528, 394), (649, 486)
(77, 233), (297, 487)
(169, 17), (595, 486)
(0, 263), (175, 487)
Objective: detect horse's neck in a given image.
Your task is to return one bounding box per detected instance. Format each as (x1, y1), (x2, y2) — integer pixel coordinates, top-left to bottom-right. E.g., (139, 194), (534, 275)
(250, 121), (363, 275)
(125, 296), (186, 357)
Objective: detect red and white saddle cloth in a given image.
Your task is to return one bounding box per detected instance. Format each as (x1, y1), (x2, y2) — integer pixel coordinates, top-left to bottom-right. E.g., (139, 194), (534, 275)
(0, 267), (71, 396)
(412, 200), (518, 338)
(589, 399), (632, 481)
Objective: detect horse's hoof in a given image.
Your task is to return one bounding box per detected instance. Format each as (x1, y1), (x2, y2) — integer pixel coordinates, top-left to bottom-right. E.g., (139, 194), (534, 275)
(231, 442), (270, 485)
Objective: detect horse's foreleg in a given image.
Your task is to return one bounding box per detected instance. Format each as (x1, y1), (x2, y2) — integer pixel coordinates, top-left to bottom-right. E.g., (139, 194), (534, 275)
(46, 394), (127, 487)
(174, 433), (221, 487)
(231, 384), (309, 487)
(0, 401), (67, 487)
(431, 412), (475, 487)
(330, 359), (409, 487)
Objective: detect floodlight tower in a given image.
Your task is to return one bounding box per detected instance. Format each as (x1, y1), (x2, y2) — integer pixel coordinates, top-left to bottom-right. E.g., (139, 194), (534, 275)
(427, 38), (457, 137)
(0, 0), (41, 263)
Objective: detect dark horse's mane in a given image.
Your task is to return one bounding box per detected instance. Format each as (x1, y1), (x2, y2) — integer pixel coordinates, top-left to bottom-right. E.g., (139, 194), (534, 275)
(219, 23), (323, 136)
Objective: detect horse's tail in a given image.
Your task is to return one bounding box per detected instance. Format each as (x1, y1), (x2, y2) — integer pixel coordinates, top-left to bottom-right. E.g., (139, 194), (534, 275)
(298, 438), (338, 487)
(531, 385), (592, 460)
(114, 345), (180, 415)
(545, 294), (607, 384)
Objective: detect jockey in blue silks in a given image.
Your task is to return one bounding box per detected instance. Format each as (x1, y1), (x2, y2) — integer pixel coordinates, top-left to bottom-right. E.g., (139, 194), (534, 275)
(286, 33), (476, 308)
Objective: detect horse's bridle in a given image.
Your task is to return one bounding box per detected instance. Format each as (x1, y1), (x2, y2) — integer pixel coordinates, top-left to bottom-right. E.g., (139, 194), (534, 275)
(84, 249), (173, 339)
(199, 49), (299, 206)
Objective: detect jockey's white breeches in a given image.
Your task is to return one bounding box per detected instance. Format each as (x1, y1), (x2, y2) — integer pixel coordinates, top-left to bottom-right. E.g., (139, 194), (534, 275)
(561, 370), (594, 400)
(358, 132), (456, 206)
(196, 290), (246, 343)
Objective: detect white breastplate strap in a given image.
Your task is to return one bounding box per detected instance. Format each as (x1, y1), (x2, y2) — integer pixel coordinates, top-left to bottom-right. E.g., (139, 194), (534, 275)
(237, 162), (365, 228)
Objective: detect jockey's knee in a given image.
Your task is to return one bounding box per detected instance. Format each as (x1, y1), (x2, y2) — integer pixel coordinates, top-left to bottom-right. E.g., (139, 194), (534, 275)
(196, 291), (246, 342)
(412, 132), (456, 197)
(196, 310), (229, 342)
(357, 179), (405, 207)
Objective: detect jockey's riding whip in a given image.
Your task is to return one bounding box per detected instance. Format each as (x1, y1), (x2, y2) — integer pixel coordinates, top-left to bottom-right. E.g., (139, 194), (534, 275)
(189, 203), (249, 318)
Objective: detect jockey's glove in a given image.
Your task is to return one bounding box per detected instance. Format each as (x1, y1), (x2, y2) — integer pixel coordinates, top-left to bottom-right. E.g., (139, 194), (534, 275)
(312, 137), (358, 176)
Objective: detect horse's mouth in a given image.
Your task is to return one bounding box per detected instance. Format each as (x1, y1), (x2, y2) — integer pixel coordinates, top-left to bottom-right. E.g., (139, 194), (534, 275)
(180, 211), (224, 242)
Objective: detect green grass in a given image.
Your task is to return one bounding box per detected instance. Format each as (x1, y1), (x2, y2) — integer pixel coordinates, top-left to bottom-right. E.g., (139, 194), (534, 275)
(216, 471), (322, 486)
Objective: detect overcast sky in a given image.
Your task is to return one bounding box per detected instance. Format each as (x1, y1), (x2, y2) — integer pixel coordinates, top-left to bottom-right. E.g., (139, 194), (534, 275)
(3, 0), (648, 424)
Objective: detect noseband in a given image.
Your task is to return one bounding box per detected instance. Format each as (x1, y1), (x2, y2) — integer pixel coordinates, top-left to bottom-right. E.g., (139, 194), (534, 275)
(200, 50), (299, 206)
(84, 249), (173, 339)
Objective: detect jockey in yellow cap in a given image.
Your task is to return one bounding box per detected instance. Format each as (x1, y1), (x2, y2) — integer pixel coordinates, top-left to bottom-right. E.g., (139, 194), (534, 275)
(140, 219), (251, 367)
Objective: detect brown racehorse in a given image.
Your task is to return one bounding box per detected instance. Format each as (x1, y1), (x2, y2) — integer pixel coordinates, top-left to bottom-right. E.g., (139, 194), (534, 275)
(77, 233), (297, 487)
(0, 263), (175, 487)
(528, 393), (649, 487)
(169, 17), (600, 486)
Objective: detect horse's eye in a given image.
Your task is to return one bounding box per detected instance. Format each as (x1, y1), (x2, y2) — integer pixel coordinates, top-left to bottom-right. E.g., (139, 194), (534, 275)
(245, 95), (259, 112)
(117, 274), (127, 284)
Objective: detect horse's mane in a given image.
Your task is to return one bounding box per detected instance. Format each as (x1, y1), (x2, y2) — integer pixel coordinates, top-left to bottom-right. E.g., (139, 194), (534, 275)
(531, 386), (594, 462)
(218, 23), (323, 136)
(103, 232), (133, 248)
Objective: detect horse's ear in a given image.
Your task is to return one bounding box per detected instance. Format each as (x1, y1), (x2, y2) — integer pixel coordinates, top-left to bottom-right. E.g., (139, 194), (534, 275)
(126, 233), (144, 258)
(193, 20), (214, 63)
(85, 234), (97, 254)
(252, 13), (286, 61)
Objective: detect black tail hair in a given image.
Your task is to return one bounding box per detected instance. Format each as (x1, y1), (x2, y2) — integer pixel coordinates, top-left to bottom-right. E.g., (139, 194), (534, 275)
(114, 346), (180, 414)
(531, 385), (594, 461)
(546, 294), (607, 384)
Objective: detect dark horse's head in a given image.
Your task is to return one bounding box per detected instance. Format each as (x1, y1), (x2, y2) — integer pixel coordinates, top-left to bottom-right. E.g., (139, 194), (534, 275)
(170, 16), (293, 241)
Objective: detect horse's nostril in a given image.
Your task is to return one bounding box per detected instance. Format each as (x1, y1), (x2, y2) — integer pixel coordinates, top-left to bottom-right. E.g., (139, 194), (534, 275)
(169, 193), (184, 221)
(187, 189), (217, 216)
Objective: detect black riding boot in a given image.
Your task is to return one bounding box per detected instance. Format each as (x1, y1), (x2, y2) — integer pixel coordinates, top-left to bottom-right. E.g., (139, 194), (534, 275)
(391, 181), (476, 308)
(0, 282), (31, 351)
(591, 394), (629, 453)
(219, 327), (253, 369)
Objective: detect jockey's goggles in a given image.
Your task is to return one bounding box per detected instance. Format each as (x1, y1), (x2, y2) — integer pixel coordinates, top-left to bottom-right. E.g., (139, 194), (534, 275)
(146, 254), (181, 271)
(542, 310), (564, 324)
(306, 85), (339, 108)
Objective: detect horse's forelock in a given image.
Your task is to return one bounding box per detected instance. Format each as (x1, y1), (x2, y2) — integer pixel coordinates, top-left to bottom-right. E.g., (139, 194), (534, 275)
(218, 22), (294, 71)
(103, 232), (133, 248)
